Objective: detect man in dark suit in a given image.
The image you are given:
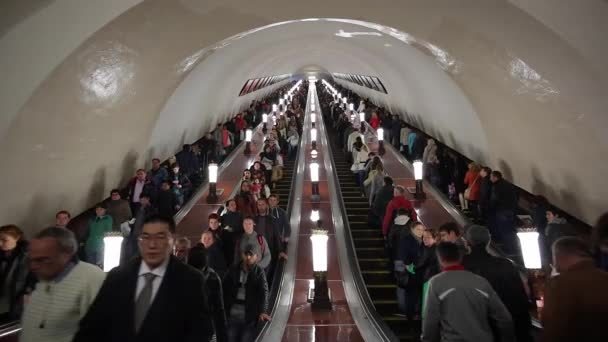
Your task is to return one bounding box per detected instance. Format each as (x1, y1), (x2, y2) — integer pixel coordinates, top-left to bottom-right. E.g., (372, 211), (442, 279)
(73, 215), (213, 342)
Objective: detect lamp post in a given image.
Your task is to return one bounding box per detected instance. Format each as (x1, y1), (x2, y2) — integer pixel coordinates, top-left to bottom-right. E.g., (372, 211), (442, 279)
(311, 112), (316, 128)
(244, 128), (253, 155)
(311, 103), (316, 112)
(413, 160), (426, 199)
(309, 229), (332, 310)
(207, 163), (219, 203)
(311, 148), (318, 160)
(310, 162), (320, 201)
(311, 128), (317, 150)
(103, 232), (124, 272)
(377, 128), (386, 156)
(359, 112), (366, 133)
(262, 113), (268, 134)
(349, 103), (354, 112)
(272, 104), (278, 113)
(517, 228), (542, 269)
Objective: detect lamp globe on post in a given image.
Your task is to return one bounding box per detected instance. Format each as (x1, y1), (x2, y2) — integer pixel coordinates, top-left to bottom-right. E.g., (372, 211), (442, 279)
(517, 228), (542, 270)
(311, 112), (316, 127)
(413, 160), (426, 199)
(309, 228), (332, 310)
(103, 232), (124, 272)
(244, 128), (253, 155)
(377, 128), (386, 156)
(262, 113), (268, 134)
(311, 127), (318, 150)
(359, 112), (366, 133)
(310, 161), (320, 202)
(310, 148), (318, 160)
(207, 163), (219, 203)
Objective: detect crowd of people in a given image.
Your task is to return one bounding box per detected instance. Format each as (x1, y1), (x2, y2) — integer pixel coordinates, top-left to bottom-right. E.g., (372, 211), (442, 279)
(1, 79), (607, 342)
(321, 83), (608, 341)
(0, 81), (307, 342)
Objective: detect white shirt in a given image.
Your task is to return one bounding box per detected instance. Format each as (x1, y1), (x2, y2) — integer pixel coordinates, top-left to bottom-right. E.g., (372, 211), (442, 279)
(133, 180), (145, 203)
(135, 258), (169, 302)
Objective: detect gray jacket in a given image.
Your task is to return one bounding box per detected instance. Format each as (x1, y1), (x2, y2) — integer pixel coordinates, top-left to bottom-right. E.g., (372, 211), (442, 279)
(422, 269), (514, 342)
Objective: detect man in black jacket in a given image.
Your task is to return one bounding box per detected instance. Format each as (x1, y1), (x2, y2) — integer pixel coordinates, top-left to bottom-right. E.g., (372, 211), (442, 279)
(188, 244), (228, 342)
(372, 176), (394, 228)
(463, 225), (532, 342)
(478, 167), (493, 222)
(223, 243), (270, 342)
(73, 215), (213, 342)
(490, 171), (519, 253)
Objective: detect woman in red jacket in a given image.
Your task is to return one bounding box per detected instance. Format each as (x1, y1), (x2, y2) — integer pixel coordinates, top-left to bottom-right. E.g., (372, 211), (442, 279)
(369, 112), (380, 129)
(383, 185), (418, 237)
(463, 162), (481, 214)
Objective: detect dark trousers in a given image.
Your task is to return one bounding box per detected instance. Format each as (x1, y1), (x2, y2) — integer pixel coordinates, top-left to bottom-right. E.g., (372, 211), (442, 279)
(227, 319), (257, 342)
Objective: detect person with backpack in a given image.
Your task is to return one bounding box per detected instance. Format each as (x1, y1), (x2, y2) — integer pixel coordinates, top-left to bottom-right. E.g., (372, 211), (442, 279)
(383, 186), (418, 238)
(387, 208), (413, 266)
(395, 221), (425, 319)
(236, 217), (271, 271)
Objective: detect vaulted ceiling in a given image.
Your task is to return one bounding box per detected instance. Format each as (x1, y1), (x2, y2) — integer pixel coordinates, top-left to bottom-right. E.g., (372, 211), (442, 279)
(1, 0), (606, 233)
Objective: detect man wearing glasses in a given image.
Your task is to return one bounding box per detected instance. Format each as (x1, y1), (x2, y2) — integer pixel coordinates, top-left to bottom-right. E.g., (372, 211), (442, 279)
(20, 227), (105, 342)
(73, 215), (213, 341)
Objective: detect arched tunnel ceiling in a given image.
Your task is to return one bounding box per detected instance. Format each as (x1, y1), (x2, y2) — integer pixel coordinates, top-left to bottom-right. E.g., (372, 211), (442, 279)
(0, 0), (607, 234)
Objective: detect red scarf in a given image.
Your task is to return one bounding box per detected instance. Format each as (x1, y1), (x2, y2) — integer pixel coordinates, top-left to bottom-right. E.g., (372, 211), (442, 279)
(442, 264), (465, 271)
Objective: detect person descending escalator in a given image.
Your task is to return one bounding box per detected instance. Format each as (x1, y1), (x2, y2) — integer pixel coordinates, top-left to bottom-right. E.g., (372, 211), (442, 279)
(394, 221), (425, 320)
(188, 245), (228, 342)
(463, 225), (533, 342)
(223, 243), (271, 342)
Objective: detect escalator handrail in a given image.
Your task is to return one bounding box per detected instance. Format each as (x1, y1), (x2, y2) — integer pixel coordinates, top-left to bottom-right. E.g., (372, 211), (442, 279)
(174, 123), (262, 225)
(319, 96), (399, 341)
(256, 87), (310, 341)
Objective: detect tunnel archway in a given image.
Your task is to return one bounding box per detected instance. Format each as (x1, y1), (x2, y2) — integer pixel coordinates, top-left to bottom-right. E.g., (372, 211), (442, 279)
(1, 2), (606, 234)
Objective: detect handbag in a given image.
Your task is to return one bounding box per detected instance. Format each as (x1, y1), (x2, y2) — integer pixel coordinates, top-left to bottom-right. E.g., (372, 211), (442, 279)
(464, 174), (480, 200)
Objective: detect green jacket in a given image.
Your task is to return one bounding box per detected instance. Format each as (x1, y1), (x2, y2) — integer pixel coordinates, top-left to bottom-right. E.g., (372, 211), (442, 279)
(85, 215), (113, 254)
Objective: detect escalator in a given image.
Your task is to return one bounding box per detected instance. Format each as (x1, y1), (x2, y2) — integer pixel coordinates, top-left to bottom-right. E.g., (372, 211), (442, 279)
(271, 156), (295, 211)
(326, 123), (419, 342)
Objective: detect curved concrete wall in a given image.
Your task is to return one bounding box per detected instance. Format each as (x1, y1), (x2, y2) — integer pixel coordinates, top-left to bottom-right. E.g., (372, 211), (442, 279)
(1, 0), (606, 235)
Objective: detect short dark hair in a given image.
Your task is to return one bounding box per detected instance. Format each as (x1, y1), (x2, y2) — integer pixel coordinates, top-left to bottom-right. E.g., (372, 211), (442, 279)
(384, 176), (394, 187)
(152, 158), (161, 163)
(481, 166), (492, 174)
(491, 171), (503, 180)
(553, 237), (592, 259)
(56, 210), (71, 218)
(257, 198), (268, 204)
(110, 188), (121, 195)
(208, 213), (219, 221)
(268, 194), (279, 200)
(243, 216), (255, 223)
(188, 245), (208, 270)
(225, 199), (236, 206)
(439, 222), (461, 236)
(436, 242), (462, 263)
(142, 215), (176, 234)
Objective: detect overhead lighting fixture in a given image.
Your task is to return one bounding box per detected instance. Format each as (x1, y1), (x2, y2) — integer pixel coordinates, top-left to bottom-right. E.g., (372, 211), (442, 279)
(103, 233), (123, 272)
(207, 163), (219, 203)
(517, 230), (542, 269)
(413, 160), (425, 199)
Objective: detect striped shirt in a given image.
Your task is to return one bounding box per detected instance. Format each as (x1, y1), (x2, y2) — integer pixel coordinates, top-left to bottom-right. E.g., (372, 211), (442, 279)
(20, 261), (106, 342)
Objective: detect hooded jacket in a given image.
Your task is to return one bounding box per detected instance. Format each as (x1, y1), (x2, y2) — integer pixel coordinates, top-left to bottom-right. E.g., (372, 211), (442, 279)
(383, 196), (418, 236)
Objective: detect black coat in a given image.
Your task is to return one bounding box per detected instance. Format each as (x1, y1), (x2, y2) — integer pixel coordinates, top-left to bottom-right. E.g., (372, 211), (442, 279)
(156, 190), (178, 217)
(222, 263), (268, 324)
(491, 179), (518, 212)
(73, 256), (213, 342)
(478, 176), (492, 209)
(463, 247), (533, 342)
(0, 240), (32, 319)
(372, 185), (394, 218)
(201, 267), (227, 342)
(416, 245), (440, 283)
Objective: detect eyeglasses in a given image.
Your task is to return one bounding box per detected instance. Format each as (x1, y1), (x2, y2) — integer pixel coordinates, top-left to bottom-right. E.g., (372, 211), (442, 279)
(138, 234), (170, 244)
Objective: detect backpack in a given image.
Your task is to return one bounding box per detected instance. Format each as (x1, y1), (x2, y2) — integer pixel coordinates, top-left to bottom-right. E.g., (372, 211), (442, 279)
(236, 234), (266, 256)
